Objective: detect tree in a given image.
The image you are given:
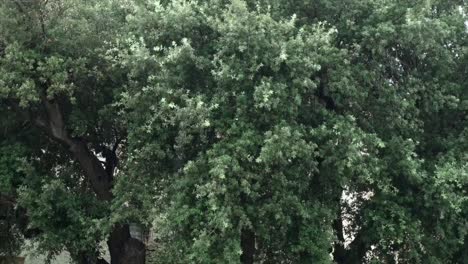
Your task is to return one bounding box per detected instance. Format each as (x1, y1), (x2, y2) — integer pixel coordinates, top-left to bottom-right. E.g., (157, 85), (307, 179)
(122, 0), (467, 263)
(0, 0), (145, 263)
(1, 0), (466, 263)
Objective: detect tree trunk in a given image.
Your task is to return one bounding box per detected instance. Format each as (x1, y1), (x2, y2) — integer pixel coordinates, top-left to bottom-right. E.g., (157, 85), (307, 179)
(240, 228), (255, 264)
(332, 217), (347, 264)
(74, 251), (109, 264)
(33, 99), (146, 264)
(108, 224), (146, 264)
(331, 193), (367, 264)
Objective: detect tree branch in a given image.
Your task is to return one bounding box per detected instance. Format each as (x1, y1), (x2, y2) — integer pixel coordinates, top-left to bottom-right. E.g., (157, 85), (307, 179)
(315, 68), (338, 112)
(13, 0), (25, 13)
(33, 98), (113, 200)
(112, 136), (123, 153)
(0, 194), (16, 206)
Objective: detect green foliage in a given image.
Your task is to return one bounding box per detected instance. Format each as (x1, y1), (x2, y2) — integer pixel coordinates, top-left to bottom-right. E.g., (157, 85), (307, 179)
(19, 179), (109, 258)
(123, 0), (467, 263)
(1, 0), (467, 263)
(0, 142), (27, 256)
(0, 0), (128, 261)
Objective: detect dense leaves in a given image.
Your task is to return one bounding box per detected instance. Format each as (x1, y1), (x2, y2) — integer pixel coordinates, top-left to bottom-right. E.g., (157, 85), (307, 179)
(1, 0), (467, 263)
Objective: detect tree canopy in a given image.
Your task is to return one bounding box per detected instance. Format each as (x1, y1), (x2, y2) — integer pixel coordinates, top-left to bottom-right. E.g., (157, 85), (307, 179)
(1, 0), (467, 263)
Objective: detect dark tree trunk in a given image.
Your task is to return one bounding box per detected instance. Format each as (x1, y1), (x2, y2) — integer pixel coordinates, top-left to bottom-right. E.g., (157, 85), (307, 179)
(332, 217), (347, 264)
(331, 195), (368, 264)
(33, 99), (146, 264)
(240, 228), (255, 264)
(108, 224), (146, 264)
(75, 251), (109, 264)
(332, 219), (368, 264)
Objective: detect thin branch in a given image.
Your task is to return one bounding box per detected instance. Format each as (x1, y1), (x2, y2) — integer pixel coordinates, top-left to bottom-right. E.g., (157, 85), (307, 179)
(112, 136), (123, 153)
(13, 0), (25, 13)
(0, 194), (17, 206)
(37, 4), (48, 42)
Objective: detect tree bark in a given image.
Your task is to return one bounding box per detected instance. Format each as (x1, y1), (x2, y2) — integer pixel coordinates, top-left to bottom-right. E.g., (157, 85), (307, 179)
(332, 216), (347, 264)
(332, 224), (368, 264)
(108, 224), (146, 264)
(240, 228), (255, 264)
(75, 251), (109, 264)
(33, 99), (146, 264)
